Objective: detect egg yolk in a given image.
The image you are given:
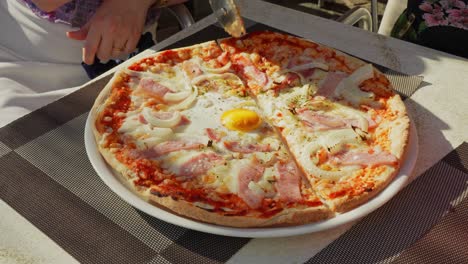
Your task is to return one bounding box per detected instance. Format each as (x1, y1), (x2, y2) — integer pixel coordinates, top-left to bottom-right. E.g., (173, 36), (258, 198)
(221, 109), (262, 132)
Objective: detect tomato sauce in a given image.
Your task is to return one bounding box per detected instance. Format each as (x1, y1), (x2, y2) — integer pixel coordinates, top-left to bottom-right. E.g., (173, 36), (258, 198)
(97, 37), (340, 219)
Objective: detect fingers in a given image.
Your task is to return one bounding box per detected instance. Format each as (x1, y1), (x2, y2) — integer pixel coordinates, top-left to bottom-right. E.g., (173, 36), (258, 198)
(96, 16), (131, 62)
(124, 30), (141, 55)
(111, 29), (140, 59)
(79, 13), (143, 64)
(82, 24), (101, 65)
(66, 23), (89, 41)
(111, 38), (128, 58)
(96, 28), (114, 63)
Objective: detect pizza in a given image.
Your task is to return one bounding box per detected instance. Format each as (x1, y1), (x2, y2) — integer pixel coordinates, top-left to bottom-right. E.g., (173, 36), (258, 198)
(91, 31), (409, 227)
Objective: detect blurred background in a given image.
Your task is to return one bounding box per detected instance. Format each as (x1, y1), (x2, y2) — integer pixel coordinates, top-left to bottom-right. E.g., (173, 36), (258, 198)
(156, 0), (389, 41)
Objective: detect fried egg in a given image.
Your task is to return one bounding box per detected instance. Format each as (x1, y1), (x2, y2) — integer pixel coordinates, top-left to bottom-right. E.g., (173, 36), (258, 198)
(221, 108), (262, 132)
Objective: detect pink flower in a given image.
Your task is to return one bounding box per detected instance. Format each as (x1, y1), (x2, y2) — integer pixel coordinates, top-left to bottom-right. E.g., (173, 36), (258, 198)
(419, 1), (433, 12)
(432, 3), (444, 14)
(423, 12), (449, 27)
(447, 8), (468, 29)
(440, 0), (466, 10)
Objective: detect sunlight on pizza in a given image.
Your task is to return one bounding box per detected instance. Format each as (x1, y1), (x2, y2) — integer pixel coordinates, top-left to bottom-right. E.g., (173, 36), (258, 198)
(90, 32), (410, 228)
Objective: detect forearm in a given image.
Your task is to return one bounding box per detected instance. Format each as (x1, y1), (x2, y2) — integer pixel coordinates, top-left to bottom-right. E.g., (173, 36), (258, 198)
(31, 0), (71, 12)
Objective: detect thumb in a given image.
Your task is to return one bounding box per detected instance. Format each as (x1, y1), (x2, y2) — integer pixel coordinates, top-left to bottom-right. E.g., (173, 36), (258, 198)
(66, 23), (90, 40)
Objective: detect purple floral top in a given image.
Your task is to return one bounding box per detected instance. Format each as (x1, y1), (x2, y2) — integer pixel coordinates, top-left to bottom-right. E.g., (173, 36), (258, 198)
(20, 0), (161, 28)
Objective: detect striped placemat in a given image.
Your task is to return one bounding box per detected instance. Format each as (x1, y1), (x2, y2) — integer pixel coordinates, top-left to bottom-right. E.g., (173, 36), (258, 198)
(308, 143), (468, 263)
(1, 21), (457, 264)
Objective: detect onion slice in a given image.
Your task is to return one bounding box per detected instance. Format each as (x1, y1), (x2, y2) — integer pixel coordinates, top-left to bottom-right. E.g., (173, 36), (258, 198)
(134, 126), (173, 139)
(334, 106), (369, 132)
(297, 129), (363, 180)
(277, 62), (328, 86)
(163, 90), (191, 103)
(142, 108), (182, 128)
(334, 64), (376, 106)
(317, 128), (362, 155)
(348, 64), (374, 85)
(299, 141), (360, 180)
(169, 85), (198, 111)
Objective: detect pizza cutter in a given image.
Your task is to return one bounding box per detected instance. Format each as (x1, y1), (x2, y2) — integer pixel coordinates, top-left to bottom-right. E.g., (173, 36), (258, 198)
(209, 0), (246, 38)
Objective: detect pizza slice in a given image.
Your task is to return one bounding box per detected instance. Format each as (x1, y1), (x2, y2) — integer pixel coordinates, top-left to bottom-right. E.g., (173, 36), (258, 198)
(220, 32), (410, 211)
(91, 41), (332, 227)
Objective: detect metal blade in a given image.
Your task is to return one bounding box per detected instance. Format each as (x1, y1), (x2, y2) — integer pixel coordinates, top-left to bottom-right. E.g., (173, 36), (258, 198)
(209, 0), (246, 38)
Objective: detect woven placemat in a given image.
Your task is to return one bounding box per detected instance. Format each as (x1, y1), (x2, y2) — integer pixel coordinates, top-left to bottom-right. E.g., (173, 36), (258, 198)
(308, 143), (468, 264)
(0, 22), (430, 264)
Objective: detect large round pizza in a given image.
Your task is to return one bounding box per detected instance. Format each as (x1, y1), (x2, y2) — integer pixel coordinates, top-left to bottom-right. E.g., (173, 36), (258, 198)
(91, 31), (409, 227)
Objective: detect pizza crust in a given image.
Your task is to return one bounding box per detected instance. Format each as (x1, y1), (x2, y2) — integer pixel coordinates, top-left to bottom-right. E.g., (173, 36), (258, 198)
(89, 72), (138, 185)
(329, 166), (398, 212)
(148, 193), (333, 228)
(90, 32), (411, 228)
(329, 93), (410, 212)
(385, 95), (410, 159)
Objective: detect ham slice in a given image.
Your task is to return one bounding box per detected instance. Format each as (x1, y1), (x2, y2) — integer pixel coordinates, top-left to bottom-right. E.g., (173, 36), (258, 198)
(178, 116), (191, 126)
(136, 78), (171, 99)
(282, 72), (300, 85)
(224, 141), (272, 153)
(138, 114), (148, 124)
(244, 65), (268, 86)
(299, 110), (347, 130)
(317, 72), (348, 97)
(182, 60), (203, 79)
(217, 51), (230, 65)
(235, 55), (268, 87)
(298, 109), (377, 131)
(146, 140), (204, 157)
(331, 151), (398, 167)
(205, 128), (222, 142)
(298, 68), (316, 79)
(287, 57), (308, 69)
(178, 153), (223, 178)
(286, 57), (328, 79)
(138, 113), (190, 127)
(276, 161), (302, 203)
(274, 72), (301, 92)
(238, 161), (265, 209)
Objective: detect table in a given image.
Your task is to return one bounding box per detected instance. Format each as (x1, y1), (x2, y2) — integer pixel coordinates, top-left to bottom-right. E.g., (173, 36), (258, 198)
(1, 1), (467, 263)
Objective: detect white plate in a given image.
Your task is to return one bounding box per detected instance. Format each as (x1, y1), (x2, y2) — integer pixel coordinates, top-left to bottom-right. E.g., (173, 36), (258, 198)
(85, 113), (418, 238)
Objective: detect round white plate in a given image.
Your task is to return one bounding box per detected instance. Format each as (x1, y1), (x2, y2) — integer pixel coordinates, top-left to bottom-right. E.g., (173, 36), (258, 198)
(85, 113), (418, 238)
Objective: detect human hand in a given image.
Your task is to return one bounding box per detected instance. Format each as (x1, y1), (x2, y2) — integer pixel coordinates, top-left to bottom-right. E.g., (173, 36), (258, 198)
(67, 0), (156, 64)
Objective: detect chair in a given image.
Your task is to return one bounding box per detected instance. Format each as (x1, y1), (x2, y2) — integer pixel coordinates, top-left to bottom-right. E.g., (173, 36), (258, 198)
(337, 6), (373, 31)
(316, 0), (374, 32)
(154, 3), (195, 42)
(167, 4), (195, 29)
(337, 0), (408, 35)
(377, 0), (407, 36)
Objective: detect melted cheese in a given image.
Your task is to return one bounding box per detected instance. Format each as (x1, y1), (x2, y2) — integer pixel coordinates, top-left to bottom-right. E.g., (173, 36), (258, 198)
(249, 166), (278, 198)
(218, 159), (251, 194)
